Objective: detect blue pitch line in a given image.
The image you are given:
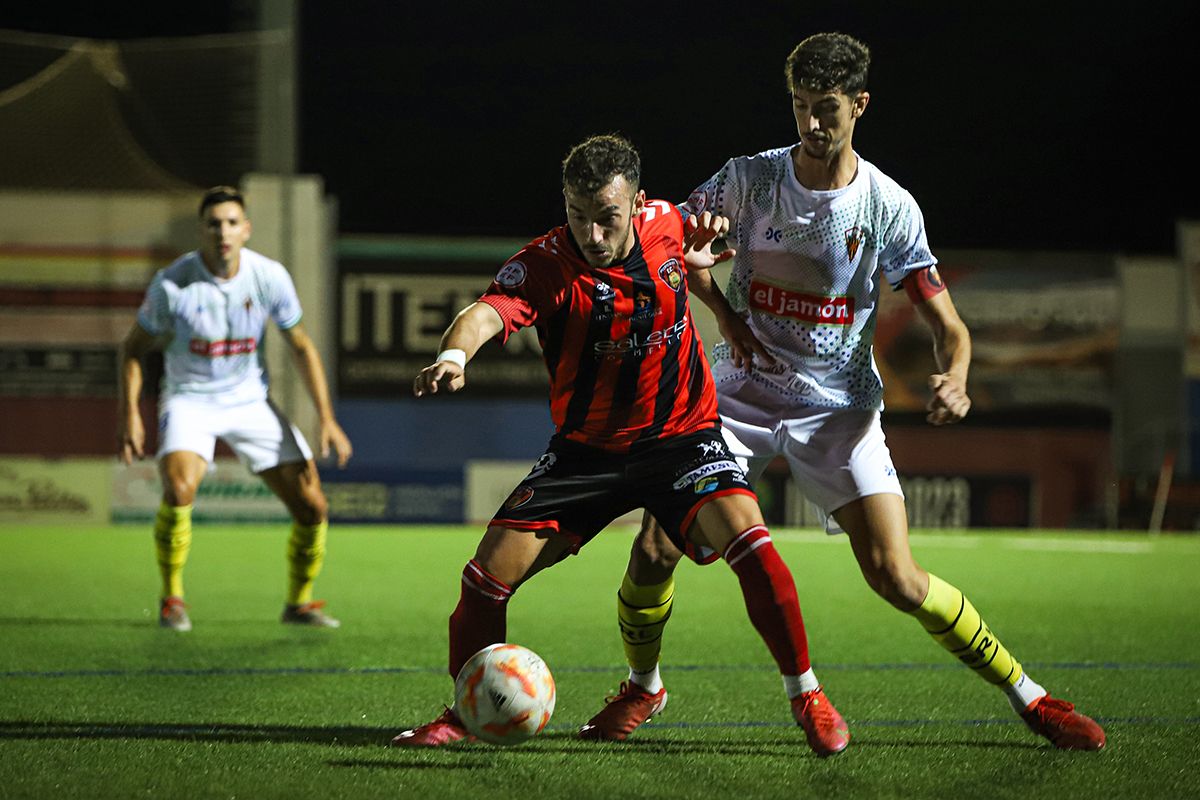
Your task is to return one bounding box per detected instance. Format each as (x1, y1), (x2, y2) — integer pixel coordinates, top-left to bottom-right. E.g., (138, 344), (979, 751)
(2, 660), (1197, 681)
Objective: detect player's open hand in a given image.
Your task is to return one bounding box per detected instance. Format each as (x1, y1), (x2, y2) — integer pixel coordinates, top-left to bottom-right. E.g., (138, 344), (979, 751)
(118, 414), (145, 464)
(320, 419), (354, 468)
(926, 373), (970, 425)
(414, 360), (466, 397)
(683, 211), (736, 270)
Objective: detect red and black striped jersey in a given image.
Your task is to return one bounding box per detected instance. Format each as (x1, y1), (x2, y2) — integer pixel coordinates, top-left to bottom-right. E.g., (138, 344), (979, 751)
(479, 200), (719, 452)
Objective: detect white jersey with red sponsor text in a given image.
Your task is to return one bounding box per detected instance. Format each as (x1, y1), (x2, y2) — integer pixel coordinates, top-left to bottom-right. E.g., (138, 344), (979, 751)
(685, 146), (936, 411)
(136, 248), (303, 405)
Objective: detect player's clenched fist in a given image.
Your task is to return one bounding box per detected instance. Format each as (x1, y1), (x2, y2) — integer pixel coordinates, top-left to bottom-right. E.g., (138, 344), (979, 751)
(413, 360), (466, 397)
(926, 372), (970, 425)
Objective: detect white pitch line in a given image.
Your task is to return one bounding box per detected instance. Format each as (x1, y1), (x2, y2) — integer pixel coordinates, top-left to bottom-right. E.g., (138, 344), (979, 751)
(1007, 538), (1153, 554)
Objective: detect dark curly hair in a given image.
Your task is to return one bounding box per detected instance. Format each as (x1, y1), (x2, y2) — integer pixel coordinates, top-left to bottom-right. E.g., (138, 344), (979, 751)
(785, 33), (870, 96)
(561, 134), (641, 196)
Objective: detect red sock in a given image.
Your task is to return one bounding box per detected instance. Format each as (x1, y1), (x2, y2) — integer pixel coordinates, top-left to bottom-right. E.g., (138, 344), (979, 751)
(448, 559), (513, 679)
(724, 525), (812, 675)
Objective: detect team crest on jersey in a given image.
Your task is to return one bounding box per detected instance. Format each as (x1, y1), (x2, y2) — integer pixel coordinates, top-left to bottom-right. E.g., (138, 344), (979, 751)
(495, 261), (527, 289)
(845, 227), (864, 261)
(658, 259), (683, 292)
(595, 280), (616, 301)
(503, 486), (535, 510)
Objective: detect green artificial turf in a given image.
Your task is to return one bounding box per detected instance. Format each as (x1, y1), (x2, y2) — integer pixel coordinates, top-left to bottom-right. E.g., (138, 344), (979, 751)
(1, 524), (1197, 799)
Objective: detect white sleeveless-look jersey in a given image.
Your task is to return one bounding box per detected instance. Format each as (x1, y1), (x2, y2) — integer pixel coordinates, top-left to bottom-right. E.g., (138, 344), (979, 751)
(686, 146), (935, 411)
(136, 248), (303, 405)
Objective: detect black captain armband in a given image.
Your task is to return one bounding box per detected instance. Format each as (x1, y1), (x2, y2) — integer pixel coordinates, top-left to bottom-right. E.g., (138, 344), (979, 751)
(903, 265), (947, 304)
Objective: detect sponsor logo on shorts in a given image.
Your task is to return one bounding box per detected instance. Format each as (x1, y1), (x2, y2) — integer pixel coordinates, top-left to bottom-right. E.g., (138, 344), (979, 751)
(188, 337), (257, 357)
(525, 452), (557, 480)
(697, 440), (725, 458)
(503, 486), (535, 510)
(749, 279), (853, 326)
(672, 460), (741, 490)
(694, 476), (719, 494)
(495, 261), (527, 288)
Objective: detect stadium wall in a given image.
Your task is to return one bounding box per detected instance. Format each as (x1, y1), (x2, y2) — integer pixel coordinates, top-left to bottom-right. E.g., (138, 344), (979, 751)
(3, 197), (1196, 529)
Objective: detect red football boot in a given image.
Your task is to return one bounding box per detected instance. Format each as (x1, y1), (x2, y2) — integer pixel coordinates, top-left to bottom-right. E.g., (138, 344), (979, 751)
(390, 707), (476, 747)
(1020, 694), (1106, 751)
(579, 681), (668, 741)
(791, 686), (850, 757)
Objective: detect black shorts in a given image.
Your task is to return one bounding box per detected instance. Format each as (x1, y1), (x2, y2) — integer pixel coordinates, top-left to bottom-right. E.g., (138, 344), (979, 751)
(490, 426), (756, 564)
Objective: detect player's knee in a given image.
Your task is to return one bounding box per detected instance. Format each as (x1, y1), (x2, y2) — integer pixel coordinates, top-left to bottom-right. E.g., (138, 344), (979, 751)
(630, 526), (682, 581)
(162, 478), (198, 507)
(862, 559), (925, 611)
(292, 490), (328, 526)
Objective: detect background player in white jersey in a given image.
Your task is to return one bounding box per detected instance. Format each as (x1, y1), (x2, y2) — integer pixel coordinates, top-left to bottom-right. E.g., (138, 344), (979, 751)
(581, 33), (1105, 751)
(118, 186), (353, 632)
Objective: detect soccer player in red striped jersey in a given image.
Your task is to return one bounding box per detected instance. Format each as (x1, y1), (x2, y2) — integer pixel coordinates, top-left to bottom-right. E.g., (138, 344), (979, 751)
(390, 134), (849, 755)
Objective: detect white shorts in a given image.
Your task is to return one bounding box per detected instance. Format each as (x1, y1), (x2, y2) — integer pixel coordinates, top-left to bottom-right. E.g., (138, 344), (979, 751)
(717, 378), (903, 533)
(157, 395), (312, 474)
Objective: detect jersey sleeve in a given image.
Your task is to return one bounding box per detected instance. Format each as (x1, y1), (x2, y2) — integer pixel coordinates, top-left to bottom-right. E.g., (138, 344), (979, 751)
(879, 190), (938, 290)
(266, 262), (304, 329)
(478, 254), (552, 344)
(135, 271), (173, 335)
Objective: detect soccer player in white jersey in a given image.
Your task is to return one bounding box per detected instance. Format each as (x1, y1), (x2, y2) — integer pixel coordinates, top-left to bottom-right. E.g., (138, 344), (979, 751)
(580, 33), (1105, 751)
(118, 186), (353, 632)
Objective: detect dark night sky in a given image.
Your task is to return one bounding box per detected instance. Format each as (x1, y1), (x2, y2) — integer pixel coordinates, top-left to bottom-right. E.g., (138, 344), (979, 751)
(5, 1), (1198, 253)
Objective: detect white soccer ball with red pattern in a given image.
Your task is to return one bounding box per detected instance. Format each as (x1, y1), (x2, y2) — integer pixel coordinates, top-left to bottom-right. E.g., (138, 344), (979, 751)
(453, 643), (556, 745)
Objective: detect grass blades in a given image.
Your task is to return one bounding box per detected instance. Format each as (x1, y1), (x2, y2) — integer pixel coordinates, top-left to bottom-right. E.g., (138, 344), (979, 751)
(1, 525), (1198, 799)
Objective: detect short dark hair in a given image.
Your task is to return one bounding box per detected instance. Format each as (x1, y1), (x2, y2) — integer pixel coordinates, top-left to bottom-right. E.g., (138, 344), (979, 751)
(785, 33), (871, 96)
(199, 185), (245, 217)
(561, 134), (641, 196)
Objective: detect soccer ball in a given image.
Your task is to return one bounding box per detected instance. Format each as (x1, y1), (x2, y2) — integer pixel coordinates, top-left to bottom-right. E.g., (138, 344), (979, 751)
(453, 643), (556, 745)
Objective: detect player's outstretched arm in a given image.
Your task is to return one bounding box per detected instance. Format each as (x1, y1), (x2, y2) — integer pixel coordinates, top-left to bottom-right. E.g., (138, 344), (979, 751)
(687, 269), (774, 370)
(117, 323), (156, 464)
(280, 322), (354, 467)
(911, 287), (972, 425)
(413, 301), (505, 398)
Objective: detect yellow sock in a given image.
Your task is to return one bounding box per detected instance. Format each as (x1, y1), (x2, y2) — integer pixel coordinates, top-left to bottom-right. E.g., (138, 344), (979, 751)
(154, 502), (192, 598)
(617, 572), (674, 673)
(911, 572), (1023, 686)
(286, 520), (328, 606)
